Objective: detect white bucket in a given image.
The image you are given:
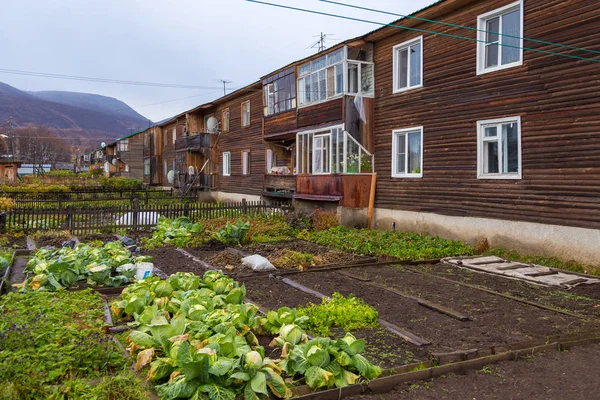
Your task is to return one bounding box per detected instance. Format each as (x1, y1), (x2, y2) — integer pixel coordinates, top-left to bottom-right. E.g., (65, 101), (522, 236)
(135, 262), (154, 280)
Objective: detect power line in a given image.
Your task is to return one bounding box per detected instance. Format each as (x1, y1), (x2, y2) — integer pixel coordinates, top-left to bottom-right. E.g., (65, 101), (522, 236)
(0, 68), (228, 90)
(246, 0), (600, 64)
(133, 90), (223, 108)
(320, 0), (600, 56)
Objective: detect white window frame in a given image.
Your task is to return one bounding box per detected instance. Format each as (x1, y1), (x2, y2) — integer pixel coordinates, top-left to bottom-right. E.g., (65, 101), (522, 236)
(242, 151), (250, 176)
(476, 1), (523, 75)
(223, 152), (231, 176)
(266, 149), (276, 173)
(241, 101), (251, 128)
(392, 36), (423, 94)
(118, 139), (129, 152)
(222, 109), (230, 132)
(172, 128), (177, 144)
(391, 126), (424, 178)
(477, 116), (522, 179)
(297, 46), (374, 108)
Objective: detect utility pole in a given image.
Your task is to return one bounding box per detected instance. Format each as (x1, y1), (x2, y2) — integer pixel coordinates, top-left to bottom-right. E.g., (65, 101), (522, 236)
(6, 117), (13, 162)
(217, 79), (232, 96)
(318, 32), (326, 52)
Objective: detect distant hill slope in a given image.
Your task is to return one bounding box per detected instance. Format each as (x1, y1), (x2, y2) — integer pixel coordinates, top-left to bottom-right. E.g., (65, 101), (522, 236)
(28, 90), (148, 124)
(0, 82), (152, 146)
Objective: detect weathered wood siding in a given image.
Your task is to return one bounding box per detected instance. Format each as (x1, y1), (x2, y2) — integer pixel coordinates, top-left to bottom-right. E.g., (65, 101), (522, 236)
(216, 87), (265, 196)
(371, 0), (600, 229)
(297, 98), (343, 129)
(264, 110), (296, 137)
(119, 132), (144, 179)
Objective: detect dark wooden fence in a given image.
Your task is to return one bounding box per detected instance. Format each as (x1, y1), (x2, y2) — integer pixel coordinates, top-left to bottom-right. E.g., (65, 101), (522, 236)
(5, 188), (199, 208)
(3, 199), (291, 234)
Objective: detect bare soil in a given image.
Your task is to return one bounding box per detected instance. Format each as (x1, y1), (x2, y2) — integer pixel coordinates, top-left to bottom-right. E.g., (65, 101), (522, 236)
(76, 233), (119, 243)
(143, 247), (210, 276)
(289, 268), (593, 352)
(0, 234), (27, 249)
(416, 263), (600, 318)
(348, 343), (600, 400)
(33, 233), (72, 248)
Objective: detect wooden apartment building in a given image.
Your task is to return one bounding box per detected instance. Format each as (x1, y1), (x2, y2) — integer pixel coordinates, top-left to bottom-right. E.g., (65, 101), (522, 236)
(97, 0), (600, 264)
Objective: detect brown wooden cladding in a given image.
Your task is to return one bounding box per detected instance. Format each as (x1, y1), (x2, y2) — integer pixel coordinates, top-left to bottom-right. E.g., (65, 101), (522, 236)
(297, 98), (343, 129)
(371, 0), (600, 230)
(118, 133), (144, 179)
(212, 85), (265, 197)
(264, 110), (296, 138)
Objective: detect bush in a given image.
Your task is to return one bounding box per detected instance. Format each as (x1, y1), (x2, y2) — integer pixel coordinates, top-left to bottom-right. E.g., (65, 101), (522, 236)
(311, 208), (339, 232)
(45, 170), (75, 178)
(286, 208), (313, 231)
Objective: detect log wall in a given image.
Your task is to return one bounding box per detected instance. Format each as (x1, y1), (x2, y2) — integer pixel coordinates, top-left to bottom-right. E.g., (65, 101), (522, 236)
(370, 0), (600, 230)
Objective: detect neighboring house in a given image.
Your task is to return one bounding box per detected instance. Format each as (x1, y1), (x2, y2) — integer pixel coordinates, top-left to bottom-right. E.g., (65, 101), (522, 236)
(115, 130), (144, 179)
(261, 40), (376, 209)
(362, 0), (600, 263)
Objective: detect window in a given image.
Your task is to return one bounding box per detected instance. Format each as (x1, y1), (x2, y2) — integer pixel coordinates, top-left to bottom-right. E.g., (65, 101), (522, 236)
(222, 109), (230, 132)
(263, 67), (296, 116)
(392, 127), (423, 178)
(172, 128), (177, 144)
(242, 151), (250, 175)
(393, 37), (423, 93)
(477, 117), (521, 179)
(296, 126), (373, 175)
(477, 2), (523, 75)
(117, 139), (129, 152)
(266, 149), (277, 173)
(241, 101), (250, 127)
(144, 159), (150, 176)
(223, 152), (231, 176)
(163, 160), (167, 175)
(297, 46), (374, 107)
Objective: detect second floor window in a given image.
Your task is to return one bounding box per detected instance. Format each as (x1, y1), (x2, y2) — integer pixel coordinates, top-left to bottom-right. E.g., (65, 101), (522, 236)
(222, 109), (230, 132)
(144, 159), (150, 176)
(477, 3), (522, 74)
(263, 67), (296, 116)
(393, 37), (423, 93)
(241, 101), (251, 127)
(117, 139), (129, 152)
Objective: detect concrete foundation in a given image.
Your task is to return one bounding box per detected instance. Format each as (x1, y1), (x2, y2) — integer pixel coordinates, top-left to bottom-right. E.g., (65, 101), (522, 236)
(209, 191), (262, 203)
(370, 208), (600, 266)
(338, 207), (368, 228)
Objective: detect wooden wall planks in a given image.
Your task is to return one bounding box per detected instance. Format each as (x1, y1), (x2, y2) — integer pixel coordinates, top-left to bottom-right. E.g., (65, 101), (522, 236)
(370, 0), (600, 229)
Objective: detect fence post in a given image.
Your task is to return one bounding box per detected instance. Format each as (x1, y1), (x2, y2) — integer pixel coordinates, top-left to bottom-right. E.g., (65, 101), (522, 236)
(144, 191), (149, 206)
(242, 198), (247, 215)
(184, 202), (189, 218)
(67, 206), (73, 231)
(133, 198), (139, 231)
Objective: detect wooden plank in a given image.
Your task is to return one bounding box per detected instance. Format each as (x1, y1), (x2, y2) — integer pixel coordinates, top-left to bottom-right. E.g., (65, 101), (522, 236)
(525, 270), (559, 277)
(378, 319), (431, 347)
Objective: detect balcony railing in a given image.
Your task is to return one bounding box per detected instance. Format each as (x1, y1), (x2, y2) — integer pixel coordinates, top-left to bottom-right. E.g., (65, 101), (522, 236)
(175, 134), (212, 151)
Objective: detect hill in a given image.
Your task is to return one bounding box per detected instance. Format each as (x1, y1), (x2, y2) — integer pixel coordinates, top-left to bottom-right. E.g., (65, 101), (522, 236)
(0, 82), (152, 146)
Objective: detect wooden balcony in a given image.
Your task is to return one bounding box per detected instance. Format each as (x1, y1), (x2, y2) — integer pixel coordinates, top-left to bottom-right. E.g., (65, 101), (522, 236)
(295, 174), (373, 208)
(263, 174), (296, 199)
(175, 134), (212, 152)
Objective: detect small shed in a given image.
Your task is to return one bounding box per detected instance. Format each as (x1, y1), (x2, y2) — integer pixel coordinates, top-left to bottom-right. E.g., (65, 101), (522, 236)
(0, 160), (22, 183)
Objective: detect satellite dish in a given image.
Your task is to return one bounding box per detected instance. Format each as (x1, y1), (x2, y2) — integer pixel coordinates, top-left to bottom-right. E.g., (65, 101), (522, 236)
(206, 117), (219, 134)
(167, 170), (175, 183)
(101, 142), (107, 148)
(111, 158), (118, 166)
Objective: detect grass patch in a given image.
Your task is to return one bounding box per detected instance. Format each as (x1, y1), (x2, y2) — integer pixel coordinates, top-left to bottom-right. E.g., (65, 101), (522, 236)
(485, 248), (599, 276)
(301, 226), (474, 261)
(298, 292), (380, 336)
(0, 289), (148, 398)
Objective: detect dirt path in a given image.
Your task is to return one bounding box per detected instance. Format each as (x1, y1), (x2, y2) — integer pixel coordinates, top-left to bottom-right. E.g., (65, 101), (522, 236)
(348, 343), (600, 400)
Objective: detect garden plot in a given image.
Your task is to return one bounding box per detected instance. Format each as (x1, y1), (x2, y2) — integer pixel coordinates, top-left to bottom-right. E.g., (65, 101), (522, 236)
(0, 233), (27, 249)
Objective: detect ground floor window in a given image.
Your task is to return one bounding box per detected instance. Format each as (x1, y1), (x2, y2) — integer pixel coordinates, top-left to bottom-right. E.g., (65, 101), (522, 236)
(266, 149), (277, 173)
(223, 152), (231, 176)
(477, 117), (521, 179)
(392, 127), (423, 178)
(143, 158), (150, 176)
(242, 151), (250, 176)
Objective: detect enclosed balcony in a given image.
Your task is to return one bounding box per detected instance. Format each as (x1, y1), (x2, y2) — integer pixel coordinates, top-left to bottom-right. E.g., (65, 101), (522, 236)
(175, 134), (212, 152)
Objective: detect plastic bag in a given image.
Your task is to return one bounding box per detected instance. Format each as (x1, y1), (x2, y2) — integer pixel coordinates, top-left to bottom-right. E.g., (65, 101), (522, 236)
(241, 255), (276, 272)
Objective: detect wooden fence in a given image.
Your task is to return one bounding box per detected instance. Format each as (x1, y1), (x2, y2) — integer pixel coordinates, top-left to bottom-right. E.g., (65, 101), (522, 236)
(3, 199), (291, 234)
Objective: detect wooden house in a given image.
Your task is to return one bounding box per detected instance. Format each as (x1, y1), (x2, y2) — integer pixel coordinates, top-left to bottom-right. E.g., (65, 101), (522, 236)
(114, 130), (145, 179)
(0, 160), (21, 183)
(361, 0), (600, 263)
(261, 40), (377, 208)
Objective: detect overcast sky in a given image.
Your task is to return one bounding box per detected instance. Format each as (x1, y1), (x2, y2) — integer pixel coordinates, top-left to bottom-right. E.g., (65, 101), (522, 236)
(1, 0), (436, 122)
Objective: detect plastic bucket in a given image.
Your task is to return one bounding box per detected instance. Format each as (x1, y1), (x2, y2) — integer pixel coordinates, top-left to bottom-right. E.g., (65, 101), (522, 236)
(135, 262), (154, 280)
